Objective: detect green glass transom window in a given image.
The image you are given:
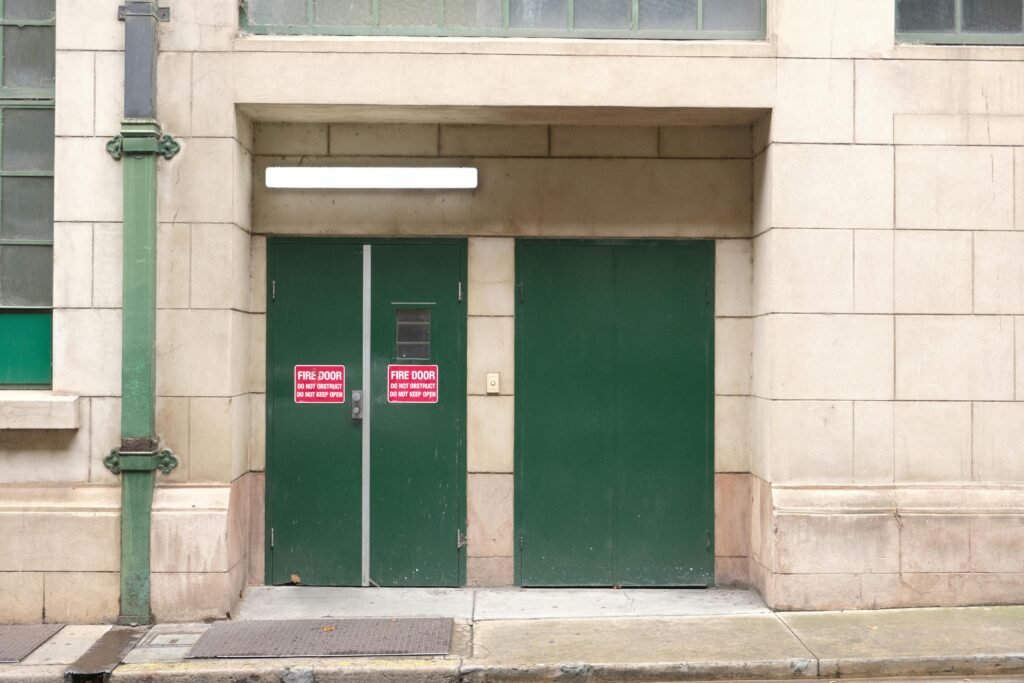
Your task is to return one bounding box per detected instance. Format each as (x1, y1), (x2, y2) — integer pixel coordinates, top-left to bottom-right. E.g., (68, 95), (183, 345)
(0, 0), (55, 386)
(242, 0), (766, 38)
(898, 0), (1024, 44)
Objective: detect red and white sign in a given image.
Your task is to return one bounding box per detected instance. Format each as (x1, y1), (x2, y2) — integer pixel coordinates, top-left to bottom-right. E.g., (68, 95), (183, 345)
(294, 365), (346, 403)
(387, 364), (439, 404)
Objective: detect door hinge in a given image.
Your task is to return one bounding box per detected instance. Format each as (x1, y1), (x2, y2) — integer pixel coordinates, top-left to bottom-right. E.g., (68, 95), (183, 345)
(705, 282), (710, 305)
(517, 282), (524, 303)
(458, 281), (463, 302)
(706, 529), (711, 551)
(272, 280), (276, 301)
(457, 529), (467, 549)
(270, 527), (275, 548)
(519, 532), (524, 550)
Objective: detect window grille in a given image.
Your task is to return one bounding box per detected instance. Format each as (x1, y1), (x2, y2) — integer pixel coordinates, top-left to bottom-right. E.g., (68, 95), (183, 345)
(898, 0), (1024, 44)
(242, 0), (766, 39)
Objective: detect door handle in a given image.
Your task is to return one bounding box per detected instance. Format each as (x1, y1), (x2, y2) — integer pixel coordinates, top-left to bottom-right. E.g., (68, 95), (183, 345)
(351, 390), (363, 420)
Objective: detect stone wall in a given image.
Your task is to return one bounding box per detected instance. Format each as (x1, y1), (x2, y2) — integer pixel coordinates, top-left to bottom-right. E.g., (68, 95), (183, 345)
(1, 0), (1023, 620)
(0, 0), (254, 623)
(749, 26), (1024, 606)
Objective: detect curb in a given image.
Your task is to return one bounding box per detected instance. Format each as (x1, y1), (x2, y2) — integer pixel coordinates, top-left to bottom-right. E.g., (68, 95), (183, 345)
(0, 664), (66, 683)
(458, 657), (818, 681)
(110, 658), (462, 683)
(102, 653), (1024, 682)
(818, 653), (1024, 679)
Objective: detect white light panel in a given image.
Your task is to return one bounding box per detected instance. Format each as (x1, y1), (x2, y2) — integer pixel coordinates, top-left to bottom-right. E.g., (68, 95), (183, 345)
(266, 166), (478, 190)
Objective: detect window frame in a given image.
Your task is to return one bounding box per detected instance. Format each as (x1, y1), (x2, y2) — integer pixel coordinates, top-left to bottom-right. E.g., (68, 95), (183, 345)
(897, 0), (1024, 45)
(0, 0), (55, 387)
(240, 0), (767, 40)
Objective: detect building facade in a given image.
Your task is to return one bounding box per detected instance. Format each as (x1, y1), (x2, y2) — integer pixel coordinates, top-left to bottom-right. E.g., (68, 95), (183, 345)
(1, 0), (1024, 623)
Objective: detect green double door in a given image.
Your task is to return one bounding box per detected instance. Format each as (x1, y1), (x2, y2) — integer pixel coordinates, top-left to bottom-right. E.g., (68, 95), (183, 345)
(266, 239), (466, 587)
(516, 240), (715, 587)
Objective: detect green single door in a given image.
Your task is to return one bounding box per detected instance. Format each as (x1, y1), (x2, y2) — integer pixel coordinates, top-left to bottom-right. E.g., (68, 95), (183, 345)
(267, 239), (466, 587)
(516, 240), (714, 587)
(370, 243), (466, 586)
(267, 240), (364, 586)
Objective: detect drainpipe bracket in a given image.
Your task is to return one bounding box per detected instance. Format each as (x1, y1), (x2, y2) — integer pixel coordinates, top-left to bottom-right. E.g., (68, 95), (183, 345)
(106, 125), (179, 161)
(155, 450), (179, 474)
(118, 3), (170, 22)
(105, 136), (123, 161)
(158, 134), (181, 160)
(105, 449), (179, 475)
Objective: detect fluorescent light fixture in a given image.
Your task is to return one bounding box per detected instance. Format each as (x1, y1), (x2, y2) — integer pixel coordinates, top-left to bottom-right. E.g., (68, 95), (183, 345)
(266, 166), (478, 190)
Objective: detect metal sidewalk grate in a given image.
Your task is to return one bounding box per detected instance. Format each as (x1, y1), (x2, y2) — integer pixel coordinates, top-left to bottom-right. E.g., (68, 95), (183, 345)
(186, 618), (452, 659)
(0, 623), (65, 663)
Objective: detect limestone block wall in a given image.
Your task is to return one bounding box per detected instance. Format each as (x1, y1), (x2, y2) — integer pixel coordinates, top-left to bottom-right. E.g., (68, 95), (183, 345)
(465, 236), (516, 585)
(0, 0), (253, 623)
(6, 1), (774, 621)
(150, 0), (256, 617)
(746, 2), (1024, 608)
(3, 0), (1024, 622)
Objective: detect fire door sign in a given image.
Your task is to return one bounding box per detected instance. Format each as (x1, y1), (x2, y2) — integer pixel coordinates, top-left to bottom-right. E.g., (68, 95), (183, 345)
(387, 364), (439, 403)
(294, 365), (346, 403)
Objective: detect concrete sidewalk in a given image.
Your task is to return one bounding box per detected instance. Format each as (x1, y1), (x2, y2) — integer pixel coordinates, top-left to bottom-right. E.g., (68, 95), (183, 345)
(3, 589), (1023, 682)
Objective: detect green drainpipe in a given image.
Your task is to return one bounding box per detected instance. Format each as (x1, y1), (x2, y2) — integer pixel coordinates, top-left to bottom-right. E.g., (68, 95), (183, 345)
(103, 1), (179, 626)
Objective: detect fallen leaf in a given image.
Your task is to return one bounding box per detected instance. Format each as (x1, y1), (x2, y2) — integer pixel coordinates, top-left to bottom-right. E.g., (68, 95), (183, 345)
(321, 625), (336, 632)
(290, 574), (301, 584)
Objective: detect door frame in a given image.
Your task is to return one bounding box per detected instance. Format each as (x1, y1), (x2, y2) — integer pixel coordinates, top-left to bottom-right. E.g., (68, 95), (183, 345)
(512, 238), (716, 586)
(265, 236), (469, 586)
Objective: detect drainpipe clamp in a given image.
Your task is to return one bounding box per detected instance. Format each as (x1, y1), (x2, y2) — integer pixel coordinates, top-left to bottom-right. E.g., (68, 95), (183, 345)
(117, 3), (170, 22)
(104, 449), (179, 476)
(106, 120), (180, 161)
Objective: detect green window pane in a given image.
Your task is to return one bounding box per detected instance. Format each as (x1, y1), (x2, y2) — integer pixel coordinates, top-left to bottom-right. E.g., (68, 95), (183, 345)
(897, 0), (956, 32)
(247, 0), (308, 24)
(2, 26), (55, 89)
(1, 108), (54, 172)
(315, 0), (374, 25)
(702, 0), (760, 30)
(379, 0), (436, 26)
(638, 0), (696, 29)
(443, 0), (502, 27)
(574, 0), (632, 29)
(0, 311), (51, 384)
(509, 0), (566, 28)
(1, 177), (53, 241)
(3, 0), (56, 21)
(963, 0), (1023, 32)
(0, 244), (52, 306)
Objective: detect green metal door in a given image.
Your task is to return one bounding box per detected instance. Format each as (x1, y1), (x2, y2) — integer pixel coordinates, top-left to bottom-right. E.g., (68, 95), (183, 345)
(267, 239), (466, 587)
(515, 240), (714, 587)
(267, 240), (363, 586)
(370, 243), (466, 586)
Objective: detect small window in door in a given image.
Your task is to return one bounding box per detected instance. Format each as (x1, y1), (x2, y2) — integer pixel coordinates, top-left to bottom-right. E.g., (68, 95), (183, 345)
(396, 308), (430, 359)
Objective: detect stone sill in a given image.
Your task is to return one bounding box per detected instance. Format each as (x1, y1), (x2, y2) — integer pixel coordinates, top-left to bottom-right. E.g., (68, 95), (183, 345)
(0, 391), (80, 430)
(891, 42), (1024, 61)
(232, 34), (1024, 61)
(233, 34), (777, 59)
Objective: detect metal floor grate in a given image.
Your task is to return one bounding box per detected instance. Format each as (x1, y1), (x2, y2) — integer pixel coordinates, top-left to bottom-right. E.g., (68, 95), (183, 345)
(0, 624), (65, 663)
(186, 618), (452, 659)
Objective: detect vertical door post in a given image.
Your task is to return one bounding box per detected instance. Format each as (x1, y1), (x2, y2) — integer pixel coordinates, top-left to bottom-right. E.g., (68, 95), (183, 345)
(361, 245), (372, 586)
